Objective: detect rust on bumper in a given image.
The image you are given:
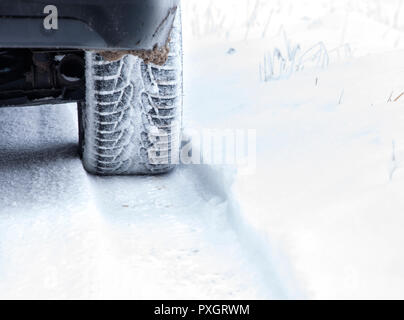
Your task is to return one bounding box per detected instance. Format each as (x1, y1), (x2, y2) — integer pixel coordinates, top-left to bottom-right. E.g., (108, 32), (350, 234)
(98, 41), (170, 65)
(97, 6), (177, 65)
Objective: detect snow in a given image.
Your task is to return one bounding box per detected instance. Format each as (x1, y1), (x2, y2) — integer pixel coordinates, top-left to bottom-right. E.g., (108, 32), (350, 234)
(0, 104), (292, 299)
(182, 0), (404, 299)
(191, 47), (404, 299)
(2, 0), (404, 299)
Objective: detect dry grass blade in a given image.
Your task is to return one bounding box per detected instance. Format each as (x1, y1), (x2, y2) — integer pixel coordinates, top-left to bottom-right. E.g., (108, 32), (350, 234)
(394, 91), (404, 102)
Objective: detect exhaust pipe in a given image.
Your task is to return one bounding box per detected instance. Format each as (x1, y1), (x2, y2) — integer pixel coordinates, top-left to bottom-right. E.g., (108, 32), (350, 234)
(57, 54), (85, 87)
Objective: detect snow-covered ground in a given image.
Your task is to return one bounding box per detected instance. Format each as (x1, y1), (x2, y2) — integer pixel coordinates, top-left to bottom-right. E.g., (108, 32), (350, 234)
(0, 104), (294, 299)
(183, 0), (404, 299)
(2, 0), (404, 299)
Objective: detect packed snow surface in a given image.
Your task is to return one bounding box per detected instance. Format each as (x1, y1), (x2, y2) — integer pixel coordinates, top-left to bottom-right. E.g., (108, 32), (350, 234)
(2, 0), (404, 299)
(0, 104), (296, 299)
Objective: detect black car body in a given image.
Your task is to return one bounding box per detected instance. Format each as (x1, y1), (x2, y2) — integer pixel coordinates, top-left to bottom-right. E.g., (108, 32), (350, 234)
(0, 0), (180, 50)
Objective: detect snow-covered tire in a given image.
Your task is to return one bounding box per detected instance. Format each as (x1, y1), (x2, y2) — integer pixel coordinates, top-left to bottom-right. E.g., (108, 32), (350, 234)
(80, 10), (182, 175)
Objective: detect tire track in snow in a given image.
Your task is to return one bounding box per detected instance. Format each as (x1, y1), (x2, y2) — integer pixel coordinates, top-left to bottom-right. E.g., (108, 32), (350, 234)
(88, 166), (275, 299)
(0, 103), (293, 298)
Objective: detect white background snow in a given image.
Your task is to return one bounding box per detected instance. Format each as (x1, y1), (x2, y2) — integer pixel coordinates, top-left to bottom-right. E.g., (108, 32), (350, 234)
(2, 0), (404, 299)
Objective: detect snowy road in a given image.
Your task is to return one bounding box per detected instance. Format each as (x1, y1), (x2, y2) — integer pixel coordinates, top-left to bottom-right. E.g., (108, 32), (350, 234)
(0, 103), (292, 299)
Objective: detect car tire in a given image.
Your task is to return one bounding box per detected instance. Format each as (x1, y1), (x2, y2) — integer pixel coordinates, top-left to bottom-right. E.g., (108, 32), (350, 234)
(79, 9), (183, 175)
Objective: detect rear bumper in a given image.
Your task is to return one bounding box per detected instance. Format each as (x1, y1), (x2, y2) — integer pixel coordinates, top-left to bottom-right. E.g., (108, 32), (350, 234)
(0, 0), (179, 50)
